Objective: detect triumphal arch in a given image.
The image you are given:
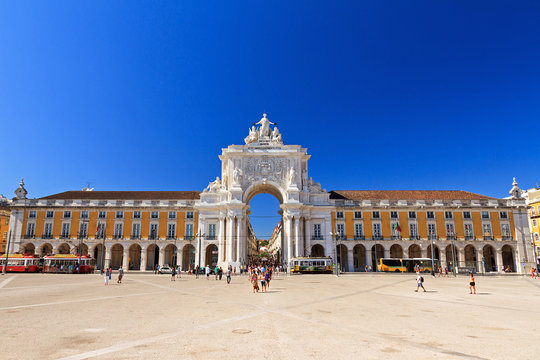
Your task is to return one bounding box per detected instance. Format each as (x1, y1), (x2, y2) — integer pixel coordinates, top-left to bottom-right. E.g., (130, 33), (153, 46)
(197, 114), (332, 268)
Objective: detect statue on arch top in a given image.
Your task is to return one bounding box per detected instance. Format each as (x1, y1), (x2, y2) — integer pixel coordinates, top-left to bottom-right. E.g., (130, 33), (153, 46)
(253, 113), (276, 138)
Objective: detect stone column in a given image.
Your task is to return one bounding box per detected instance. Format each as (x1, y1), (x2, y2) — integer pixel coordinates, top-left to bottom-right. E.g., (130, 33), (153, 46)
(323, 215), (333, 257)
(282, 214), (291, 267)
(218, 216), (225, 263)
(141, 248), (147, 271)
(347, 248), (354, 272)
(440, 245), (447, 268)
(305, 217), (312, 255)
(236, 216), (242, 263)
(294, 217), (300, 257)
(122, 248), (129, 270)
(365, 247), (372, 270)
(104, 248), (112, 269)
(159, 248), (165, 266)
(458, 248), (465, 268)
(496, 249), (504, 273)
(178, 246), (184, 270)
(226, 216), (235, 263)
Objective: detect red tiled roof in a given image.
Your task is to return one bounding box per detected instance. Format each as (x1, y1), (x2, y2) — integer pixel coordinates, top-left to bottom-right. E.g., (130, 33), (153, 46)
(40, 191), (200, 200)
(329, 190), (495, 201)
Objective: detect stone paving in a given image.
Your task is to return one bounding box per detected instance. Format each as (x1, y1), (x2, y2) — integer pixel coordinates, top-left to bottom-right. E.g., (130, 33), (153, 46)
(0, 271), (539, 359)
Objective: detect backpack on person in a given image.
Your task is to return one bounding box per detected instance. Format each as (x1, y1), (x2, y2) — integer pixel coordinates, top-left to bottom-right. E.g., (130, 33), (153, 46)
(420, 276), (424, 282)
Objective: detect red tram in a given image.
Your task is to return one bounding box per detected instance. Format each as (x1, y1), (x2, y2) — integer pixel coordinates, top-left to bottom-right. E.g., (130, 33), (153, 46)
(0, 254), (41, 272)
(42, 254), (95, 273)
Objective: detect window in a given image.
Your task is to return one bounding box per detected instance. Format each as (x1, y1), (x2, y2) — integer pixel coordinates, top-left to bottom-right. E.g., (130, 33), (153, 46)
(167, 223), (176, 239)
(499, 211), (508, 219)
(445, 223), (455, 237)
(61, 223), (70, 238)
(445, 211), (453, 219)
(98, 211), (106, 219)
(373, 223), (381, 237)
(133, 211), (141, 219)
(151, 211), (159, 219)
(46, 211), (54, 218)
(132, 223), (140, 238)
(186, 211), (194, 219)
(483, 223), (492, 237)
(168, 211), (176, 219)
(313, 224), (322, 239)
(44, 223), (53, 237)
(534, 219), (537, 227)
(408, 211), (416, 219)
(114, 223), (123, 238)
(427, 211), (435, 219)
(150, 224), (159, 239)
(536, 233), (539, 242)
(354, 211), (362, 219)
(354, 223), (363, 237)
(481, 211), (490, 219)
(28, 211), (36, 218)
(116, 211), (123, 219)
(463, 211), (471, 219)
(372, 211), (380, 219)
(63, 211), (71, 219)
(79, 222), (88, 237)
(532, 208), (536, 216)
(409, 223), (417, 238)
(26, 223), (35, 236)
(464, 223), (473, 238)
(501, 224), (510, 237)
(96, 223), (105, 238)
(428, 224), (436, 238)
(185, 223), (193, 238)
(81, 211), (89, 219)
(208, 224), (216, 239)
(390, 211), (398, 219)
(336, 224), (345, 238)
(336, 211), (344, 219)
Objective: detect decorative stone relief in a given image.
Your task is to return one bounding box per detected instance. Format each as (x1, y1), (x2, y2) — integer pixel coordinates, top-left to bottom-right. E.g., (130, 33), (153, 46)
(242, 157), (286, 186)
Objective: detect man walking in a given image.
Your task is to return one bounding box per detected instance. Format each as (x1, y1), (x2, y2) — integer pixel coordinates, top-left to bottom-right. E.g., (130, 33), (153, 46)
(226, 267), (231, 284)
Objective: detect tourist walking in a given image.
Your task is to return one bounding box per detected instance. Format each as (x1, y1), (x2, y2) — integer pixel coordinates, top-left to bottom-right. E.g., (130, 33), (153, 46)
(469, 273), (476, 294)
(251, 271), (259, 293)
(205, 265), (211, 280)
(104, 268), (109, 285)
(117, 267), (124, 284)
(530, 267), (538, 279)
(215, 265), (219, 280)
(226, 267), (231, 284)
(260, 271), (267, 292)
(264, 270), (270, 289)
(415, 272), (426, 292)
(171, 266), (176, 281)
(218, 267), (223, 280)
(195, 265), (200, 279)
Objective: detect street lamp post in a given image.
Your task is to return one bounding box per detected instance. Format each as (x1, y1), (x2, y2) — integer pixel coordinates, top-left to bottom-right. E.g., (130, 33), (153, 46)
(330, 231), (339, 277)
(2, 230), (12, 275)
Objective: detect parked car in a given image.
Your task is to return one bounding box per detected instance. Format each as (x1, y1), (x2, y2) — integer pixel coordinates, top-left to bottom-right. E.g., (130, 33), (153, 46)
(158, 265), (173, 274)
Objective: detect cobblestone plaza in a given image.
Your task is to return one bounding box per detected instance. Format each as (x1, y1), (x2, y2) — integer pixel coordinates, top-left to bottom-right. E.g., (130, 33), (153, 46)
(1, 272), (539, 359)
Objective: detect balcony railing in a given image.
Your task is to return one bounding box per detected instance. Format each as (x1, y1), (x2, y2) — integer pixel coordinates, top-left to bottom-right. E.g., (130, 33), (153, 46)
(428, 235), (438, 240)
(311, 235), (324, 240)
(113, 234), (123, 239)
(483, 235), (494, 241)
(184, 235), (194, 240)
(78, 234), (88, 239)
(131, 235), (140, 240)
(149, 235), (158, 240)
(391, 235), (402, 240)
(409, 235), (420, 240)
(336, 235), (347, 240)
(42, 234), (53, 239)
(501, 236), (513, 241)
(24, 234), (35, 239)
(207, 235), (216, 240)
(166, 236), (176, 240)
(465, 235), (475, 240)
(354, 235), (365, 240)
(60, 234), (70, 239)
(372, 235), (383, 240)
(446, 235), (456, 240)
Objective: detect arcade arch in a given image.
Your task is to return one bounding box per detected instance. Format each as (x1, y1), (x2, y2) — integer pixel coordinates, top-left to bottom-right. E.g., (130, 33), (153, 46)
(353, 244), (365, 271)
(40, 243), (53, 256)
(205, 244), (218, 267)
(182, 244), (195, 271)
(502, 245), (515, 271)
(110, 244), (123, 270)
(164, 244), (177, 267)
(21, 243), (35, 255)
(483, 245), (497, 272)
(390, 244), (403, 258)
(311, 244), (324, 257)
(146, 244), (159, 271)
(129, 244), (142, 270)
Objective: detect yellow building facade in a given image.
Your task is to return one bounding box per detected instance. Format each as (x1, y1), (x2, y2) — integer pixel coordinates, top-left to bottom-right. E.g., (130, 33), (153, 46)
(526, 187), (540, 269)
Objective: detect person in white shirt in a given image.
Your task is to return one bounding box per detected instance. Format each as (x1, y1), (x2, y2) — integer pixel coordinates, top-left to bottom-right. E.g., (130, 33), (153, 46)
(205, 265), (210, 280)
(415, 272), (426, 292)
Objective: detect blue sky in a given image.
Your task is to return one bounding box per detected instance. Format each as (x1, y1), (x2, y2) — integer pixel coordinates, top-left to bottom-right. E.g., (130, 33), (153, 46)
(1, 1), (539, 238)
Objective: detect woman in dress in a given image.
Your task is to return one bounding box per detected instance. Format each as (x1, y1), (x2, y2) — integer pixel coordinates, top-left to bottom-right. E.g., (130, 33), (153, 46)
(251, 271), (259, 293)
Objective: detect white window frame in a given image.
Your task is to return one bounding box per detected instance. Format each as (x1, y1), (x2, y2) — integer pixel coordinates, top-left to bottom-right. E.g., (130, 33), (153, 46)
(354, 223), (363, 237)
(373, 223), (382, 237)
(46, 210), (54, 218)
(81, 210), (89, 219)
(167, 223), (176, 239)
(133, 211), (141, 219)
(132, 223), (141, 238)
(185, 223), (194, 237)
(409, 223), (417, 238)
(61, 223), (70, 237)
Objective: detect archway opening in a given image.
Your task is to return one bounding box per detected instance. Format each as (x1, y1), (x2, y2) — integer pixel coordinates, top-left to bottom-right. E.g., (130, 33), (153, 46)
(464, 245), (477, 269)
(164, 244), (177, 267)
(111, 244), (124, 270)
(337, 244), (348, 272)
(75, 243), (88, 256)
(353, 244), (366, 271)
(93, 244), (105, 270)
(129, 244), (142, 270)
(40, 243), (53, 256)
(246, 192), (282, 267)
(408, 244), (421, 258)
(427, 245), (440, 261)
(371, 244), (384, 270)
(182, 244), (195, 271)
(311, 244), (324, 257)
(57, 243), (70, 255)
(483, 245), (497, 272)
(502, 245), (515, 272)
(146, 244), (159, 271)
(21, 243), (35, 255)
(390, 244), (403, 258)
(445, 244), (459, 271)
(205, 244), (218, 267)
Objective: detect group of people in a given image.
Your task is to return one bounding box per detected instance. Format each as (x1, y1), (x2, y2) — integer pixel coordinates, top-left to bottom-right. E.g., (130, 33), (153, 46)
(437, 266), (450, 277)
(415, 271), (477, 294)
(531, 267), (539, 279)
(249, 265), (273, 293)
(104, 266), (123, 285)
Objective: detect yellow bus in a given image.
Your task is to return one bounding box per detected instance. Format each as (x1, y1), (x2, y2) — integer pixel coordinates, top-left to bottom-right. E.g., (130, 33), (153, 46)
(377, 258), (438, 273)
(377, 258), (406, 272)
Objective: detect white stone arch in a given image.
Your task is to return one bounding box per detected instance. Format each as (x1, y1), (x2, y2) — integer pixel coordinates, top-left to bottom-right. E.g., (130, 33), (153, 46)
(243, 180), (286, 205)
